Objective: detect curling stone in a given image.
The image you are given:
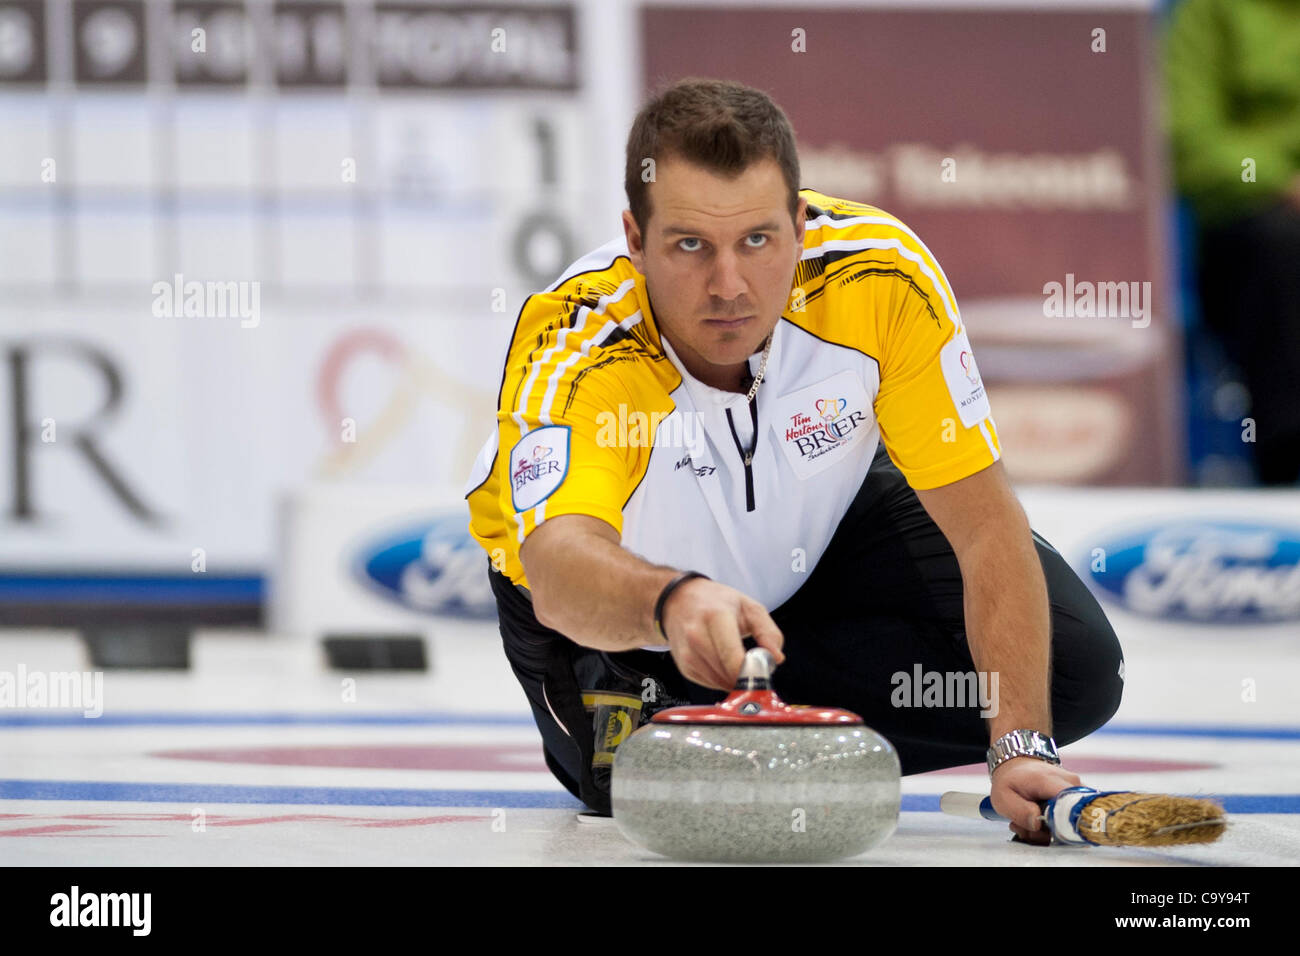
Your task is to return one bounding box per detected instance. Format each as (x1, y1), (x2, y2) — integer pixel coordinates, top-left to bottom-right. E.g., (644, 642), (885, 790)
(612, 647), (900, 862)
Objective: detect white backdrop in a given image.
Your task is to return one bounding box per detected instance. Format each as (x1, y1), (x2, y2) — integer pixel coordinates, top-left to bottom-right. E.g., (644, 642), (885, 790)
(0, 0), (639, 580)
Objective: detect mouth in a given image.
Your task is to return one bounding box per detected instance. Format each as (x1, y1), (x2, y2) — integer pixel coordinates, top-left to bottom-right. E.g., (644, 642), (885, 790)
(702, 315), (755, 331)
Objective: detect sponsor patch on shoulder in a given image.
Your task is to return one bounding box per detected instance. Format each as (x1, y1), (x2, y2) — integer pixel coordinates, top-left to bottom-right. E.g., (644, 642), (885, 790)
(509, 425), (570, 512)
(939, 328), (991, 428)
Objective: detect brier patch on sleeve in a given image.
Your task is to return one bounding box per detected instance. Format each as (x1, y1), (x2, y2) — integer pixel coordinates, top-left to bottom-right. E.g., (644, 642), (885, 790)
(509, 425), (570, 512)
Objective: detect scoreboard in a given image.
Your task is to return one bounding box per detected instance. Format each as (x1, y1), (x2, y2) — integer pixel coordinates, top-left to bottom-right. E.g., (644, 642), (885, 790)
(0, 0), (604, 294)
(0, 0), (632, 586)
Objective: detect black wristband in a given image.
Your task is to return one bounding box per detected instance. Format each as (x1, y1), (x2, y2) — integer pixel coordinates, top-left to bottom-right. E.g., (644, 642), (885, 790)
(653, 571), (709, 641)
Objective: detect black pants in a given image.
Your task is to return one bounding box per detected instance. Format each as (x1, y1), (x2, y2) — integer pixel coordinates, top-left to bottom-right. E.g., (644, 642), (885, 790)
(490, 445), (1125, 815)
(1198, 200), (1300, 485)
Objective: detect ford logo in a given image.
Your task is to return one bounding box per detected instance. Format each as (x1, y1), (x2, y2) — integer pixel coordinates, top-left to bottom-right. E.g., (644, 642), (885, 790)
(353, 513), (495, 618)
(1087, 520), (1300, 623)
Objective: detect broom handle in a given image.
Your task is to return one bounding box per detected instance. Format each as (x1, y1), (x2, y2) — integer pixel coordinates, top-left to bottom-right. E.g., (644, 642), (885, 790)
(939, 791), (1006, 821)
(941, 788), (1098, 845)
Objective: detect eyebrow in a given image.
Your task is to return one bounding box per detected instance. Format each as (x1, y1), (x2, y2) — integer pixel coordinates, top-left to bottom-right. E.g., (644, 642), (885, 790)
(661, 220), (783, 237)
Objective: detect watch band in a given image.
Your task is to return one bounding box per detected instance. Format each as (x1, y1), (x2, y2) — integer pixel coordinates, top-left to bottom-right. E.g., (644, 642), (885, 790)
(986, 729), (1060, 776)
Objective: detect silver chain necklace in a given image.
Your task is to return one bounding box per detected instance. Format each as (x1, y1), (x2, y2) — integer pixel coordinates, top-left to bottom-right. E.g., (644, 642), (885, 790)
(745, 330), (775, 403)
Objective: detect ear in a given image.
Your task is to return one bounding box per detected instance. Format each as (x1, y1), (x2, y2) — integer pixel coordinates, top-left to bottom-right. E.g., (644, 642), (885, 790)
(793, 195), (808, 249)
(622, 209), (645, 273)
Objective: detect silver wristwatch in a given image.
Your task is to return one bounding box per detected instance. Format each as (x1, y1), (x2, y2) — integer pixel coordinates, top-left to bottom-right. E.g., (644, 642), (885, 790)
(986, 729), (1060, 776)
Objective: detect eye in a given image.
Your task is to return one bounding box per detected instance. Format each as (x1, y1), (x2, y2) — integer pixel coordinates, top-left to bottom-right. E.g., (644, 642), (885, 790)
(677, 237), (702, 252)
(745, 233), (769, 248)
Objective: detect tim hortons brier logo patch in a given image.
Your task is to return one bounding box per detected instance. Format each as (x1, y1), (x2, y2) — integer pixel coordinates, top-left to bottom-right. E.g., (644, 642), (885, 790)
(772, 370), (872, 479)
(510, 425), (570, 511)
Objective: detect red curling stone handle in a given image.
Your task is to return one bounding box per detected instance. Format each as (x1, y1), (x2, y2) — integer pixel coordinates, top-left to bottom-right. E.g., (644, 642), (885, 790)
(651, 647), (863, 725)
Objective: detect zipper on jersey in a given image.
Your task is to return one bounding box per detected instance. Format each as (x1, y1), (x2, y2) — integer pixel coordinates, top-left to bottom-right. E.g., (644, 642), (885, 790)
(724, 394), (759, 512)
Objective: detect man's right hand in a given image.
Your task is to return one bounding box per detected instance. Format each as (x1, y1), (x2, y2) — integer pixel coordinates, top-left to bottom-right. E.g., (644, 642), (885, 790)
(520, 513), (784, 689)
(658, 576), (785, 690)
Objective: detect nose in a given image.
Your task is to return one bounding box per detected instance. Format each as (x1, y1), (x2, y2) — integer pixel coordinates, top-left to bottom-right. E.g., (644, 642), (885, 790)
(706, 247), (747, 303)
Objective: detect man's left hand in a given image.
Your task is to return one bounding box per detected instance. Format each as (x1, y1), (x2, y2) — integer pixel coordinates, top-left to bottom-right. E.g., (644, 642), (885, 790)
(989, 757), (1083, 846)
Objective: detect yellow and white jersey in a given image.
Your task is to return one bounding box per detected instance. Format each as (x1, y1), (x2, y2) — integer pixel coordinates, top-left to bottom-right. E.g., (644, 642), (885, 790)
(465, 190), (1001, 618)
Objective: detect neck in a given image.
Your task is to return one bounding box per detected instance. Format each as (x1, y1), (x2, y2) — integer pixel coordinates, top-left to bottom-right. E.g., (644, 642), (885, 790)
(713, 362), (753, 394)
(686, 355), (752, 394)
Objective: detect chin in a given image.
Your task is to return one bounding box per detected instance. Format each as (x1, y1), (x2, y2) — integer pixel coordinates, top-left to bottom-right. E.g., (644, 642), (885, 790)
(706, 340), (759, 366)
(684, 318), (770, 364)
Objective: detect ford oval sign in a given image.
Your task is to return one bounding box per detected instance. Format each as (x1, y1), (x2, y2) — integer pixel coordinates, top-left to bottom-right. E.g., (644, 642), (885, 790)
(353, 513), (495, 619)
(1087, 520), (1300, 623)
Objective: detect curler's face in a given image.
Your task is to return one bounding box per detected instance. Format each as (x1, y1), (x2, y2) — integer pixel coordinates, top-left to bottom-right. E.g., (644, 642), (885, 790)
(624, 155), (805, 389)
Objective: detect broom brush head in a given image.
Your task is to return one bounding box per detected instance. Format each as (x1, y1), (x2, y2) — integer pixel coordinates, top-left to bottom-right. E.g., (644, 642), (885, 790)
(1065, 791), (1226, 847)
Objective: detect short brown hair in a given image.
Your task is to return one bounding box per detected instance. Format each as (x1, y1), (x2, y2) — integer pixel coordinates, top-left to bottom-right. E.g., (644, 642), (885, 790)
(624, 77), (801, 232)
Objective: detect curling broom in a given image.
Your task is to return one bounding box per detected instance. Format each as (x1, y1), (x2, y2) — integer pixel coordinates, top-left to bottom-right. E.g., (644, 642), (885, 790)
(940, 786), (1227, 847)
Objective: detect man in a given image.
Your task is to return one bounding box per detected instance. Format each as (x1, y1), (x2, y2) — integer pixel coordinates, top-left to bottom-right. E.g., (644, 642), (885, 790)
(466, 78), (1124, 844)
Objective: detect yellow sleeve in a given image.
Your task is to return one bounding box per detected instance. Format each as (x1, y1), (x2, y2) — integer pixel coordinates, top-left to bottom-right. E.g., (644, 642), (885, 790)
(498, 342), (639, 543)
(872, 252), (1001, 490)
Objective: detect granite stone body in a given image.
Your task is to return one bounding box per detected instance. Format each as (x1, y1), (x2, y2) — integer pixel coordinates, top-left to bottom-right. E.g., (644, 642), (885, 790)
(612, 722), (901, 863)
